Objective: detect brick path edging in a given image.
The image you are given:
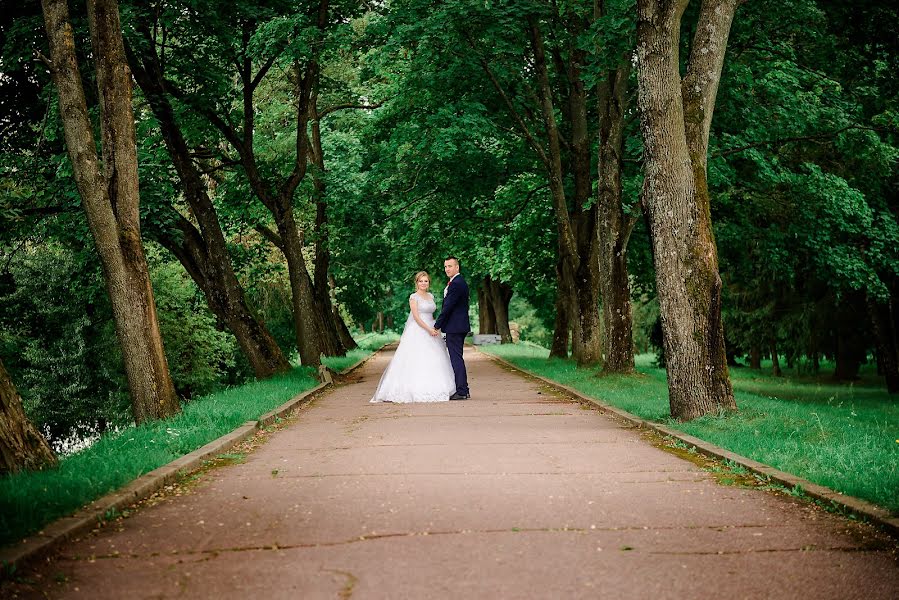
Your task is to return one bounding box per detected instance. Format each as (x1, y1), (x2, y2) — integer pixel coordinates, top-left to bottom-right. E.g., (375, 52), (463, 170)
(479, 348), (899, 539)
(0, 344), (388, 576)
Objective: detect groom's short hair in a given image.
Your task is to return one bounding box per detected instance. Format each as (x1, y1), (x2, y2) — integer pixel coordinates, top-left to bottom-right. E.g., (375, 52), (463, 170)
(445, 255), (460, 266)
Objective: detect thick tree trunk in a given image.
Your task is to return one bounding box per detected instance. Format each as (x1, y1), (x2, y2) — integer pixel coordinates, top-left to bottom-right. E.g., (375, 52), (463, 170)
(310, 114), (347, 357)
(478, 279), (498, 334)
(866, 293), (899, 393)
(334, 309), (356, 352)
(275, 201), (327, 367)
(486, 276), (514, 343)
(636, 0), (739, 420)
(42, 0), (180, 423)
(0, 358), (57, 474)
(156, 218), (291, 378)
(597, 63), (636, 373)
(127, 43), (291, 379)
(528, 16), (601, 367)
(549, 281), (570, 358)
(749, 345), (761, 369)
(567, 209), (603, 367)
(167, 2), (333, 368)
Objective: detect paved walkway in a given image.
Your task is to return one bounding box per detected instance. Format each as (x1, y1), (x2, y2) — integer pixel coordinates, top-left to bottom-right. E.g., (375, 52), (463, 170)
(5, 347), (898, 599)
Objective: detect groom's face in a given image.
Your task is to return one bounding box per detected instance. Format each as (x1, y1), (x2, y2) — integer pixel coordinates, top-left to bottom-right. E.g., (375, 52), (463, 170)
(444, 259), (459, 279)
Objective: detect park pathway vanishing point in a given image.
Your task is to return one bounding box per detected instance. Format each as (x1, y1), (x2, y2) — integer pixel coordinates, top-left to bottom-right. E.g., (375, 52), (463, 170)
(5, 346), (898, 599)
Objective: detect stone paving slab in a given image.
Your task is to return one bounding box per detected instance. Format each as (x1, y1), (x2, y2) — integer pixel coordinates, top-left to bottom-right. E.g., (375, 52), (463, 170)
(2, 346), (896, 599)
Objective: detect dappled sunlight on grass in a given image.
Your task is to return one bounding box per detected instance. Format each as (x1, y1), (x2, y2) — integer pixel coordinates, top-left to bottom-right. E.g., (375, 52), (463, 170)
(482, 344), (899, 514)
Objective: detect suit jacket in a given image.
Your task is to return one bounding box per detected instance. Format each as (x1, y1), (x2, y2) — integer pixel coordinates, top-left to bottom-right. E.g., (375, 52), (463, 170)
(435, 274), (471, 334)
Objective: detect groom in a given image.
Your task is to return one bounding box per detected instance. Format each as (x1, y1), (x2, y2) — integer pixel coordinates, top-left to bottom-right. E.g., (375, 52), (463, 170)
(434, 256), (471, 400)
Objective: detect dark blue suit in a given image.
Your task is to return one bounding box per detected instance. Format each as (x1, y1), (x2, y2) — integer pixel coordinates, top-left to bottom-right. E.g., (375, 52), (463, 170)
(434, 275), (471, 396)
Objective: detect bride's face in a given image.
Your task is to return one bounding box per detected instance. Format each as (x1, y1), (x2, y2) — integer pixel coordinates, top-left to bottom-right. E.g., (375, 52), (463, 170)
(417, 276), (430, 291)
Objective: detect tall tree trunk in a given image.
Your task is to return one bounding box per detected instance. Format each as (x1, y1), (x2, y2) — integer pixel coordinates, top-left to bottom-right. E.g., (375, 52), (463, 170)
(749, 345), (761, 369)
(866, 293), (899, 393)
(275, 200), (327, 367)
(486, 276), (514, 343)
(528, 16), (601, 367)
(549, 279), (570, 358)
(475, 14), (604, 362)
(155, 217), (291, 378)
(309, 109), (348, 357)
(597, 63), (636, 374)
(0, 358), (57, 474)
(570, 210), (603, 365)
(771, 339), (782, 377)
(330, 275), (358, 352)
(42, 0), (180, 423)
(127, 41), (291, 379)
(636, 0), (739, 420)
(164, 4), (333, 367)
(565, 21), (603, 367)
(478, 279), (497, 334)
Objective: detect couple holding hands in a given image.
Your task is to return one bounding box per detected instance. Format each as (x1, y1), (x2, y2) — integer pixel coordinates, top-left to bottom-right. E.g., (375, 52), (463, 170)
(370, 256), (471, 403)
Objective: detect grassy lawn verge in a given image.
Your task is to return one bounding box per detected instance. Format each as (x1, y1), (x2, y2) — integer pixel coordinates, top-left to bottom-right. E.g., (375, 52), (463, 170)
(481, 343), (899, 515)
(0, 334), (396, 548)
(321, 332), (397, 373)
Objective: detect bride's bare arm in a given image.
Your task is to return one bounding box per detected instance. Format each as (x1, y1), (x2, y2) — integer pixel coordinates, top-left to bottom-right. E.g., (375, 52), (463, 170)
(410, 296), (439, 336)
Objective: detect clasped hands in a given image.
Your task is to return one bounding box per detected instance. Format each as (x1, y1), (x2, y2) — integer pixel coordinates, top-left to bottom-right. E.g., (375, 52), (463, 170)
(430, 327), (441, 337)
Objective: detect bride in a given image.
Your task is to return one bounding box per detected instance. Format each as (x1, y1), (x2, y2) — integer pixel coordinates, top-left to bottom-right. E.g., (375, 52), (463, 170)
(370, 271), (456, 403)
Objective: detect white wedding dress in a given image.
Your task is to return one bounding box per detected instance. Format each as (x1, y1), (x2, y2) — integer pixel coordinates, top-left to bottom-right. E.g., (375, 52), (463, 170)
(370, 292), (456, 403)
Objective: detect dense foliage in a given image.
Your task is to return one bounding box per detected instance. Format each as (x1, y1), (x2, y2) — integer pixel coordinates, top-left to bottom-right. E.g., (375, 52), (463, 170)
(0, 0), (895, 447)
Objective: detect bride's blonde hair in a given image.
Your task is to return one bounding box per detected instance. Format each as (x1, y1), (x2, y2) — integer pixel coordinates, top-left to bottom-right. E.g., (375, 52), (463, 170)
(413, 271), (430, 289)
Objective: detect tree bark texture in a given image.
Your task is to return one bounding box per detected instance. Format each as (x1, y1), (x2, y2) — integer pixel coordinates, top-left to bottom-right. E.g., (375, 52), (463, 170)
(485, 276), (514, 343)
(127, 40), (291, 379)
(549, 279), (571, 358)
(749, 345), (761, 369)
(478, 280), (497, 335)
(597, 63), (636, 373)
(0, 357), (57, 474)
(310, 111), (351, 356)
(636, 0), (739, 420)
(42, 0), (180, 423)
(528, 16), (602, 366)
(275, 198), (328, 367)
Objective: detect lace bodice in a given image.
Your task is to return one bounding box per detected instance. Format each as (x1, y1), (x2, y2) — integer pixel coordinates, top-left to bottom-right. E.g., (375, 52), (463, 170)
(410, 292), (437, 319)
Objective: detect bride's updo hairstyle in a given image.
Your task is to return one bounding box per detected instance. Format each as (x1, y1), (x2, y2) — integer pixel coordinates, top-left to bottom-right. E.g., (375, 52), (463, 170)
(413, 271), (430, 289)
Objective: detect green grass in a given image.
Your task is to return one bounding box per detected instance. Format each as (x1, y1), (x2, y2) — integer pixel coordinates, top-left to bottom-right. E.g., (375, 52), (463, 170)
(321, 332), (398, 373)
(482, 343), (899, 515)
(0, 334), (397, 548)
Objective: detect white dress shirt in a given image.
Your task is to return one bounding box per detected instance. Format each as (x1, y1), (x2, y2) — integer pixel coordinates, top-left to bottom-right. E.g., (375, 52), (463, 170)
(443, 274), (458, 298)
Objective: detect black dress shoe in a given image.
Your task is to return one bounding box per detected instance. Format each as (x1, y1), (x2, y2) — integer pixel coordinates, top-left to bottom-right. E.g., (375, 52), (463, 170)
(449, 393), (470, 400)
